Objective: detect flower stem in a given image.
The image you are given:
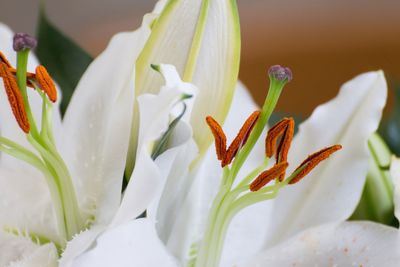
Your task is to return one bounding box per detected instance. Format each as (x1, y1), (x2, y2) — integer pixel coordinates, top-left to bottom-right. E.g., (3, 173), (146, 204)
(16, 50), (40, 139)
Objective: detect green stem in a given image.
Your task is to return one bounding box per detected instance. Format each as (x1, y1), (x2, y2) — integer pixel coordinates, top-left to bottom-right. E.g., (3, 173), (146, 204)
(28, 134), (83, 240)
(16, 50), (40, 139)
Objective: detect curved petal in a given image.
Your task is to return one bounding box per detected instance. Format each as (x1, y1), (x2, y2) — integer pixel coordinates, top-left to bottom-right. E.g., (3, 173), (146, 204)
(111, 66), (195, 227)
(264, 71), (388, 247)
(59, 225), (104, 267)
(134, 0), (241, 157)
(390, 156), (400, 221)
(8, 243), (58, 267)
(60, 19), (153, 225)
(0, 167), (58, 243)
(71, 219), (178, 267)
(0, 231), (57, 267)
(240, 222), (400, 267)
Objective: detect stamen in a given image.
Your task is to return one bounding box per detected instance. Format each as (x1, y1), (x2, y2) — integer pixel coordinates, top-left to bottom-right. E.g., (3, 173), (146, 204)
(206, 116), (227, 161)
(0, 51), (12, 68)
(250, 162), (288, 192)
(35, 65), (57, 102)
(275, 118), (294, 181)
(265, 117), (295, 178)
(289, 145), (342, 184)
(0, 63), (30, 133)
(222, 111), (261, 167)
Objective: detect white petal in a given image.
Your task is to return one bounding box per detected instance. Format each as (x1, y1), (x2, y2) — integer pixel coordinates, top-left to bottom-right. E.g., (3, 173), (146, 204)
(265, 71), (388, 247)
(0, 231), (39, 267)
(71, 219), (178, 267)
(111, 77), (195, 226)
(0, 167), (58, 243)
(390, 156), (400, 221)
(240, 222), (400, 267)
(59, 225), (105, 267)
(135, 0), (241, 155)
(60, 22), (152, 225)
(7, 243), (58, 267)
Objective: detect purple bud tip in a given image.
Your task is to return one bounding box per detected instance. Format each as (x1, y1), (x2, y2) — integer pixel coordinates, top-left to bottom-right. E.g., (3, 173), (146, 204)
(13, 33), (37, 52)
(268, 65), (293, 82)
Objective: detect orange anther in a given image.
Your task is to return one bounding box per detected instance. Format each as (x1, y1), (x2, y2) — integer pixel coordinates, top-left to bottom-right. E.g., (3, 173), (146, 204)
(206, 111), (261, 167)
(265, 117), (294, 181)
(289, 145), (342, 184)
(0, 63), (30, 133)
(35, 65), (57, 102)
(250, 162), (288, 192)
(206, 116), (227, 161)
(0, 51), (12, 68)
(222, 111), (261, 167)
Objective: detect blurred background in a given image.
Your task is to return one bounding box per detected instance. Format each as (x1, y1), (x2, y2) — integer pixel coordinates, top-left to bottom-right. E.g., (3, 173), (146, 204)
(1, 0), (400, 117)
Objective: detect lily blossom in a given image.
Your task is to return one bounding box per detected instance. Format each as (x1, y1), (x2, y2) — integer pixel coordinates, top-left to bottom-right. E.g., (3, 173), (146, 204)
(69, 68), (388, 267)
(0, 23), (193, 266)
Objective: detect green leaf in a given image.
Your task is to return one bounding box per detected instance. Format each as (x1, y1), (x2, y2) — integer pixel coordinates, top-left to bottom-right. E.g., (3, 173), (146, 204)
(379, 83), (400, 155)
(350, 133), (397, 227)
(35, 8), (93, 116)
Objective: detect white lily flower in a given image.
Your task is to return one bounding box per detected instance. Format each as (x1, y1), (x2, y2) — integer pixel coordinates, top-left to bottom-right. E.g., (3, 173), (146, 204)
(69, 69), (388, 267)
(0, 22), (194, 266)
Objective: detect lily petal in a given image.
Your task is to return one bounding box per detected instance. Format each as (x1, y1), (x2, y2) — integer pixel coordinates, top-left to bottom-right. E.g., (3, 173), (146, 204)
(0, 231), (39, 266)
(111, 65), (195, 227)
(7, 243), (58, 267)
(240, 222), (400, 267)
(265, 71), (387, 247)
(133, 0), (241, 159)
(59, 226), (104, 267)
(0, 167), (58, 243)
(71, 219), (178, 267)
(60, 23), (151, 225)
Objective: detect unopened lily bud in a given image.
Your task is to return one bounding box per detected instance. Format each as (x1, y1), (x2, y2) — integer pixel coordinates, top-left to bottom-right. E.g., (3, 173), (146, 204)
(13, 33), (37, 52)
(126, 0), (241, 175)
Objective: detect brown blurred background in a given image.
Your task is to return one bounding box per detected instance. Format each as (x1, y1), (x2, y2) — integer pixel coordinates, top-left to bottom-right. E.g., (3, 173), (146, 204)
(2, 0), (400, 117)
